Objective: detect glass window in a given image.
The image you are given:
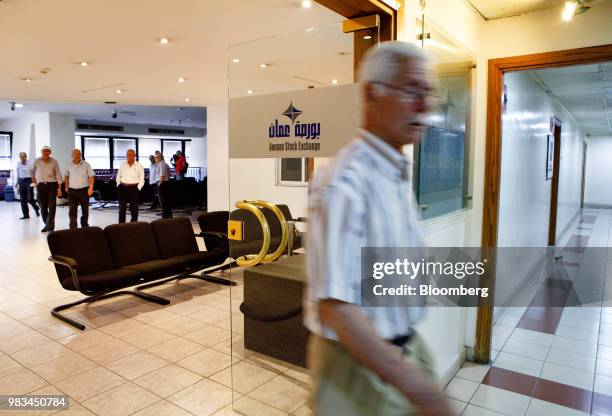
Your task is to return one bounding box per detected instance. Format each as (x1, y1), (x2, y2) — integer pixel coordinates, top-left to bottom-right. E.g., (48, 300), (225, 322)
(139, 139), (161, 162)
(113, 138), (137, 169)
(83, 137), (110, 169)
(0, 133), (11, 170)
(162, 140), (182, 158)
(74, 136), (82, 151)
(184, 141), (191, 162)
(276, 158), (310, 186)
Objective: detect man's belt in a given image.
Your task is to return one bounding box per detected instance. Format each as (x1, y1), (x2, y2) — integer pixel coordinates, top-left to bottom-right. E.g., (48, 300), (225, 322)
(120, 183), (139, 187)
(388, 331), (414, 347)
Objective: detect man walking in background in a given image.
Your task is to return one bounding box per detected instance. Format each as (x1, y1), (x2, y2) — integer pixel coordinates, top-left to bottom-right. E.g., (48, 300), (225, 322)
(148, 154), (160, 209)
(64, 148), (95, 229)
(305, 42), (455, 416)
(32, 146), (62, 232)
(15, 152), (39, 219)
(155, 153), (172, 218)
(116, 148), (144, 223)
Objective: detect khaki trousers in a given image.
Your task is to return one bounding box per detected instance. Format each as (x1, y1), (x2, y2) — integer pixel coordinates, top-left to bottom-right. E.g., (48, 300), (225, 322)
(308, 332), (435, 416)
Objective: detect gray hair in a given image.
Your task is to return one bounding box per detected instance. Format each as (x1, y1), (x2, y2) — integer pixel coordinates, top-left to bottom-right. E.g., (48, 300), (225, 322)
(358, 41), (429, 90)
(19, 152), (27, 157)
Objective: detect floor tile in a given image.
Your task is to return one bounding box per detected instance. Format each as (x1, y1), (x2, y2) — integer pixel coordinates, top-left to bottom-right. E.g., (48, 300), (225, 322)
(0, 354), (23, 378)
(551, 335), (598, 357)
(154, 315), (208, 336)
(132, 400), (194, 416)
(210, 360), (278, 394)
(79, 337), (140, 365)
(0, 329), (50, 354)
(183, 325), (232, 347)
(133, 364), (203, 398)
(30, 351), (97, 383)
(176, 348), (232, 377)
(526, 398), (589, 416)
(509, 329), (553, 347)
(248, 374), (309, 414)
(105, 350), (169, 380)
(215, 396), (289, 416)
(594, 373), (612, 394)
(502, 339), (549, 361)
(456, 362), (491, 383)
(57, 329), (115, 352)
(167, 378), (233, 416)
(146, 336), (204, 362)
(82, 382), (160, 416)
(493, 351), (543, 377)
(539, 362), (595, 390)
(0, 367), (48, 394)
(98, 318), (151, 338)
(121, 326), (175, 349)
(462, 404), (508, 415)
(546, 348), (597, 372)
(54, 366), (127, 402)
(10, 340), (73, 367)
(597, 357), (612, 377)
(555, 325), (599, 343)
(445, 377), (479, 402)
(469, 384), (531, 416)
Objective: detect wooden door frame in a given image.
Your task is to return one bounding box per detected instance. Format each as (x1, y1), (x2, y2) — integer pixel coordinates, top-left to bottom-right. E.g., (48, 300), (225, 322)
(476, 43), (612, 363)
(548, 119), (562, 246)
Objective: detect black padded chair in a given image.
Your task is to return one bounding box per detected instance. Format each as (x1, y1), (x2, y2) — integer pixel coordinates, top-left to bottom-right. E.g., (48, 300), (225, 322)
(196, 211), (235, 276)
(47, 227), (170, 330)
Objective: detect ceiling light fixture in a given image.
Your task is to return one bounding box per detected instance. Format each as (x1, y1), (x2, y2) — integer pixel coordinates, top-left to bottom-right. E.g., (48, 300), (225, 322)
(302, 0), (312, 8)
(332, 79), (339, 84)
(178, 77), (186, 83)
(363, 35), (373, 40)
(14, 103), (23, 108)
(160, 37), (169, 44)
(259, 63), (268, 68)
(232, 58), (240, 63)
(185, 98), (191, 102)
(247, 90), (254, 95)
(80, 61), (88, 67)
(562, 0), (592, 21)
(116, 89), (123, 94)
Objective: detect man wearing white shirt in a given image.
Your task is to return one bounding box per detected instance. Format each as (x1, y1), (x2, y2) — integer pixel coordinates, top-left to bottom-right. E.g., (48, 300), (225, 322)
(115, 148), (144, 223)
(15, 152), (40, 220)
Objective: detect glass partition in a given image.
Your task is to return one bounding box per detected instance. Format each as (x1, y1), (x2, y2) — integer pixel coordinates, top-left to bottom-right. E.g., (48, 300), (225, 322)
(225, 21), (367, 414)
(112, 137), (137, 168)
(415, 18), (475, 220)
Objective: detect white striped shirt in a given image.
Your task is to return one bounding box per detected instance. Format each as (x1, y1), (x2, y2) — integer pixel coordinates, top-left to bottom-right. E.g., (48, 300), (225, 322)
(305, 129), (427, 341)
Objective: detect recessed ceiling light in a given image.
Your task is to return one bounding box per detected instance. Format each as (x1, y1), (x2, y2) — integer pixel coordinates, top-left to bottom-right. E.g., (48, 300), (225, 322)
(116, 89), (123, 94)
(562, 2), (577, 21)
(80, 61), (88, 67)
(332, 79), (338, 84)
(302, 0), (312, 8)
(232, 58), (240, 63)
(185, 98), (191, 102)
(178, 77), (186, 83)
(160, 37), (169, 44)
(259, 63), (268, 68)
(21, 77), (32, 82)
(247, 90), (254, 95)
(363, 35), (372, 40)
(14, 103), (24, 108)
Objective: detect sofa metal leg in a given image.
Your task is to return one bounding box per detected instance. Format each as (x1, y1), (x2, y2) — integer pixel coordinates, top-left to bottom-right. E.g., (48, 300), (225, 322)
(188, 274), (236, 286)
(50, 290), (171, 331)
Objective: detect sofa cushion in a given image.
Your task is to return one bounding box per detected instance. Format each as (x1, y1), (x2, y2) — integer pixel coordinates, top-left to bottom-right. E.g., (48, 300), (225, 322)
(151, 218), (199, 258)
(121, 258), (185, 280)
(231, 236), (282, 259)
(105, 222), (161, 268)
(170, 251), (227, 270)
(48, 227), (115, 285)
(61, 269), (140, 292)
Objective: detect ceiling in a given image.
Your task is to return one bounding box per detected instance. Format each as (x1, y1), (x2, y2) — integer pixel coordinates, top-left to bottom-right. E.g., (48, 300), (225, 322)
(0, 101), (206, 128)
(466, 0), (608, 19)
(0, 0), (342, 107)
(530, 62), (612, 135)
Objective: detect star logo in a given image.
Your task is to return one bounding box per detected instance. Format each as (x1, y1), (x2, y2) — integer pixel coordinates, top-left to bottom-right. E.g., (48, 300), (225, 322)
(282, 102), (302, 124)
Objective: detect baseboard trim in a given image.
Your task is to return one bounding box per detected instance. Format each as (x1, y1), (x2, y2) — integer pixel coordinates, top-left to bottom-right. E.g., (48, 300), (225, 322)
(440, 348), (467, 388)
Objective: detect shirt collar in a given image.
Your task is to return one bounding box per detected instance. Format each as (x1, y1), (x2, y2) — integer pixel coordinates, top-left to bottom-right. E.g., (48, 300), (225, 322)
(358, 129), (410, 180)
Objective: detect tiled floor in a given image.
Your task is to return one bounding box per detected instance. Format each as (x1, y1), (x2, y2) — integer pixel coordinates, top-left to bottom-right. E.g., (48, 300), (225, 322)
(0, 202), (311, 416)
(445, 209), (612, 416)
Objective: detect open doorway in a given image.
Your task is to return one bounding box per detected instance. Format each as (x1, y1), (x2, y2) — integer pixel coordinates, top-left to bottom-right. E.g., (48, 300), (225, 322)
(476, 44), (612, 364)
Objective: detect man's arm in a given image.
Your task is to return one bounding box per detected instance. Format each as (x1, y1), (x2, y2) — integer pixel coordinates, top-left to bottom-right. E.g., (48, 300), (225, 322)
(64, 174), (70, 193)
(115, 165), (123, 185)
(87, 164), (95, 196)
(319, 300), (456, 416)
(31, 161), (37, 185)
(137, 164), (145, 190)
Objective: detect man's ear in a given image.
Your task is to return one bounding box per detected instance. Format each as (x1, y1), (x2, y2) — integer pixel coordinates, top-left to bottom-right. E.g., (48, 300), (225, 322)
(364, 83), (376, 102)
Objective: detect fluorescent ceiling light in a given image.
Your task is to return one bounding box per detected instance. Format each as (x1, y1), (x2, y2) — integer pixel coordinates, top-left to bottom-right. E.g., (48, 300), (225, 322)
(160, 37), (169, 44)
(332, 79), (338, 84)
(185, 98), (191, 102)
(80, 61), (88, 67)
(116, 89), (123, 94)
(247, 90), (254, 94)
(562, 2), (577, 21)
(259, 63), (268, 68)
(232, 58), (240, 63)
(302, 0), (312, 8)
(178, 78), (185, 83)
(14, 103), (24, 108)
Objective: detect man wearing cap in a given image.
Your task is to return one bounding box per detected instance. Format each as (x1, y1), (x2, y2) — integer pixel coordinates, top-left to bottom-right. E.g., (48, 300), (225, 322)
(115, 148), (144, 223)
(32, 146), (62, 232)
(14, 152), (40, 220)
(64, 148), (95, 229)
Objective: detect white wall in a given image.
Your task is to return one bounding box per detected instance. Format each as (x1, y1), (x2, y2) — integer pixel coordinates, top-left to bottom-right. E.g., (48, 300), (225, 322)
(49, 113), (76, 168)
(584, 136), (612, 207)
(207, 105), (229, 211)
(1, 113), (51, 177)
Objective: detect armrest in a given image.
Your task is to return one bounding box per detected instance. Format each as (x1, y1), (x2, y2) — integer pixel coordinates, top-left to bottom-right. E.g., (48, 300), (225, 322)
(48, 255), (82, 293)
(196, 231), (228, 240)
(295, 217), (307, 223)
(48, 255), (78, 269)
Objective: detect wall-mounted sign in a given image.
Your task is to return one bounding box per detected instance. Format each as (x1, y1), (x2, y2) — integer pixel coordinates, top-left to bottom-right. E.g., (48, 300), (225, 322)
(229, 84), (359, 158)
(546, 134), (554, 180)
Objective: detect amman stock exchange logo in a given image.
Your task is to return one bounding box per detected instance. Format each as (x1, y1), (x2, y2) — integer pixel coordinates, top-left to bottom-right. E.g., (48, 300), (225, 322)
(268, 102), (322, 152)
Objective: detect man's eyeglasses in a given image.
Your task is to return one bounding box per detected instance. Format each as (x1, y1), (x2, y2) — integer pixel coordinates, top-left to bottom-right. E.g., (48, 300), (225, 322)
(371, 82), (431, 102)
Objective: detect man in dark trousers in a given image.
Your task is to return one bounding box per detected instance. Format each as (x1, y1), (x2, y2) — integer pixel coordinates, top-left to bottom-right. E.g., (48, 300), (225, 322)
(32, 146), (62, 232)
(15, 152), (40, 219)
(155, 153), (172, 218)
(64, 148), (95, 228)
(115, 148), (144, 223)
